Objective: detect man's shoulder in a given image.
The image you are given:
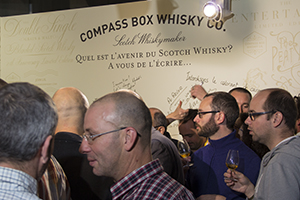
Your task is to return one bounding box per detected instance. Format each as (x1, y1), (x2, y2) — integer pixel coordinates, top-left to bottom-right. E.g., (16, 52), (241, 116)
(151, 129), (177, 148)
(0, 191), (41, 200)
(0, 167), (40, 200)
(134, 172), (194, 199)
(271, 136), (300, 162)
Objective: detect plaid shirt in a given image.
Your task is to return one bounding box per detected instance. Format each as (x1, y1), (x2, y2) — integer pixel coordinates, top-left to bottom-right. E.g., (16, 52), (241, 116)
(0, 166), (41, 200)
(111, 159), (194, 200)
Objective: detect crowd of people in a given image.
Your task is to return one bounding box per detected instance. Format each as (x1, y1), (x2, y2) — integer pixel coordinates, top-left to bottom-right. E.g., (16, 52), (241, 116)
(0, 78), (299, 200)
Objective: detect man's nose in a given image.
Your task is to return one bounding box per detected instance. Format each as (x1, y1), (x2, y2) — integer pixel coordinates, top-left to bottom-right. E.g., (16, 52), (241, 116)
(79, 139), (91, 154)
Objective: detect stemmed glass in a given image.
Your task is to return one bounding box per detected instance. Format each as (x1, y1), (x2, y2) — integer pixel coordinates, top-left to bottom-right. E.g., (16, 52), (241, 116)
(225, 149), (239, 171)
(177, 139), (193, 167)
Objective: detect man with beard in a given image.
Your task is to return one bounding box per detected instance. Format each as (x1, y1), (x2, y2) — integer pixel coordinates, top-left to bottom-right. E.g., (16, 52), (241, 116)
(186, 92), (261, 200)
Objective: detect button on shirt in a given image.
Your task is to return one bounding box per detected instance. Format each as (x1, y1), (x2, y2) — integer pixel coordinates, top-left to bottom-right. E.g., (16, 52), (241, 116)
(0, 166), (41, 200)
(111, 159), (194, 200)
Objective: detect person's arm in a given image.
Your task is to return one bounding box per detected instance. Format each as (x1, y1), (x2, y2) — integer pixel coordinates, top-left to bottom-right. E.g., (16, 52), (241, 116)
(151, 139), (173, 175)
(224, 169), (255, 199)
(191, 85), (208, 101)
(166, 101), (188, 125)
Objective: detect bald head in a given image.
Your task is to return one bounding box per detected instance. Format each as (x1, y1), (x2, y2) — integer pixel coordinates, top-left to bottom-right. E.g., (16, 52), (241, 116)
(92, 91), (152, 145)
(52, 87), (89, 135)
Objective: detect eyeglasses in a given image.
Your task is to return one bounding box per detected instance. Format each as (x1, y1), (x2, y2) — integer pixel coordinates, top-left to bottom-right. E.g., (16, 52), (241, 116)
(82, 127), (127, 144)
(248, 110), (276, 121)
(197, 110), (220, 118)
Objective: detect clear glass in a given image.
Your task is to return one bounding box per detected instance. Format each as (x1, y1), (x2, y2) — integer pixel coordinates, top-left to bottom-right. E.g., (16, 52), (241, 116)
(177, 139), (191, 158)
(225, 149), (239, 171)
(177, 139), (193, 167)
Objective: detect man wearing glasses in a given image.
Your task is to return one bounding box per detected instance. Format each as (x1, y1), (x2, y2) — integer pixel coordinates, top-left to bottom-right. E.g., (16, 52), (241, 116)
(79, 91), (194, 200)
(186, 92), (261, 200)
(224, 88), (300, 200)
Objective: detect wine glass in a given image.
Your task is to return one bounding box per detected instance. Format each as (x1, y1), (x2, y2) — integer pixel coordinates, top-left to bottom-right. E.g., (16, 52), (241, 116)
(225, 149), (239, 171)
(177, 139), (191, 158)
(177, 139), (193, 167)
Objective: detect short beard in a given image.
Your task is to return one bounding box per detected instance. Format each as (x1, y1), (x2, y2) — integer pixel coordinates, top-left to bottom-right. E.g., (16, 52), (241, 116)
(198, 115), (219, 138)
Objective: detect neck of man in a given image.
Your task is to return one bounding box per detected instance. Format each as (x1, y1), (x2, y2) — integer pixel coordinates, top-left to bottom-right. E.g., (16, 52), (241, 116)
(267, 129), (295, 150)
(0, 158), (39, 180)
(209, 126), (232, 140)
(114, 147), (152, 182)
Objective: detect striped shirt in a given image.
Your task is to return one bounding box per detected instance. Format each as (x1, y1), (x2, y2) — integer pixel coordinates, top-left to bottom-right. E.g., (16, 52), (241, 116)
(111, 159), (194, 200)
(38, 155), (71, 200)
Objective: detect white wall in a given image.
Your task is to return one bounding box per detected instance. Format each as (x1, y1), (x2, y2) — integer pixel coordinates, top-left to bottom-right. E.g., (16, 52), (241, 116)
(1, 0), (300, 139)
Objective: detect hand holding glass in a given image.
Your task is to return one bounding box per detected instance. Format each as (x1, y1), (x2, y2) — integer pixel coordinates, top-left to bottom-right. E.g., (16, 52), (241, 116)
(226, 149), (239, 171)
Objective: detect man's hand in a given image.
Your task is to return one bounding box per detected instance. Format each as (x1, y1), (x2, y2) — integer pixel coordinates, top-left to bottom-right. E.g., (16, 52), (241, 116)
(224, 169), (255, 198)
(191, 85), (208, 101)
(166, 101), (188, 125)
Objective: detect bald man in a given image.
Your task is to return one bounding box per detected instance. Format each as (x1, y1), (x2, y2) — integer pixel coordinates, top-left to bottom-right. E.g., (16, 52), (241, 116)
(52, 87), (113, 200)
(80, 91), (194, 200)
(53, 87), (89, 136)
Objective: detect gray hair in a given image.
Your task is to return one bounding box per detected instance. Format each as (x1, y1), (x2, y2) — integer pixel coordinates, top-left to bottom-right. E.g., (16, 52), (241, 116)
(0, 82), (58, 162)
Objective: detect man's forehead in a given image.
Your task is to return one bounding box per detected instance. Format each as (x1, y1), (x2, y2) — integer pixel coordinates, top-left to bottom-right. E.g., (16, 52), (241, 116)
(231, 90), (251, 102)
(85, 103), (117, 127)
(88, 102), (114, 118)
(199, 96), (212, 109)
(250, 90), (269, 110)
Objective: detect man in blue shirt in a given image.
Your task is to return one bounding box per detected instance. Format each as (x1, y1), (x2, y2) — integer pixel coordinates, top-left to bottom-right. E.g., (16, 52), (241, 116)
(186, 91), (261, 199)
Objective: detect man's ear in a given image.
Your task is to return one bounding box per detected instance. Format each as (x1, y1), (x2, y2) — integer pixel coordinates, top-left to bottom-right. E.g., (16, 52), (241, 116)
(157, 126), (165, 135)
(273, 111), (283, 128)
(215, 111), (226, 125)
(124, 127), (138, 151)
(40, 135), (53, 164)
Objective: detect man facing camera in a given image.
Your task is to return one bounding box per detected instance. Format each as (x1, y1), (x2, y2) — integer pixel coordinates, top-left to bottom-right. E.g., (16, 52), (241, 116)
(0, 82), (58, 200)
(80, 91), (194, 200)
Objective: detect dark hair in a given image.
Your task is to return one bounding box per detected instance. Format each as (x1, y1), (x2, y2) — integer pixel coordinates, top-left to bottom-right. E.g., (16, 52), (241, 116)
(205, 92), (239, 130)
(229, 87), (252, 100)
(153, 111), (168, 129)
(179, 109), (198, 126)
(0, 82), (58, 162)
(0, 78), (7, 88)
(263, 88), (297, 130)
